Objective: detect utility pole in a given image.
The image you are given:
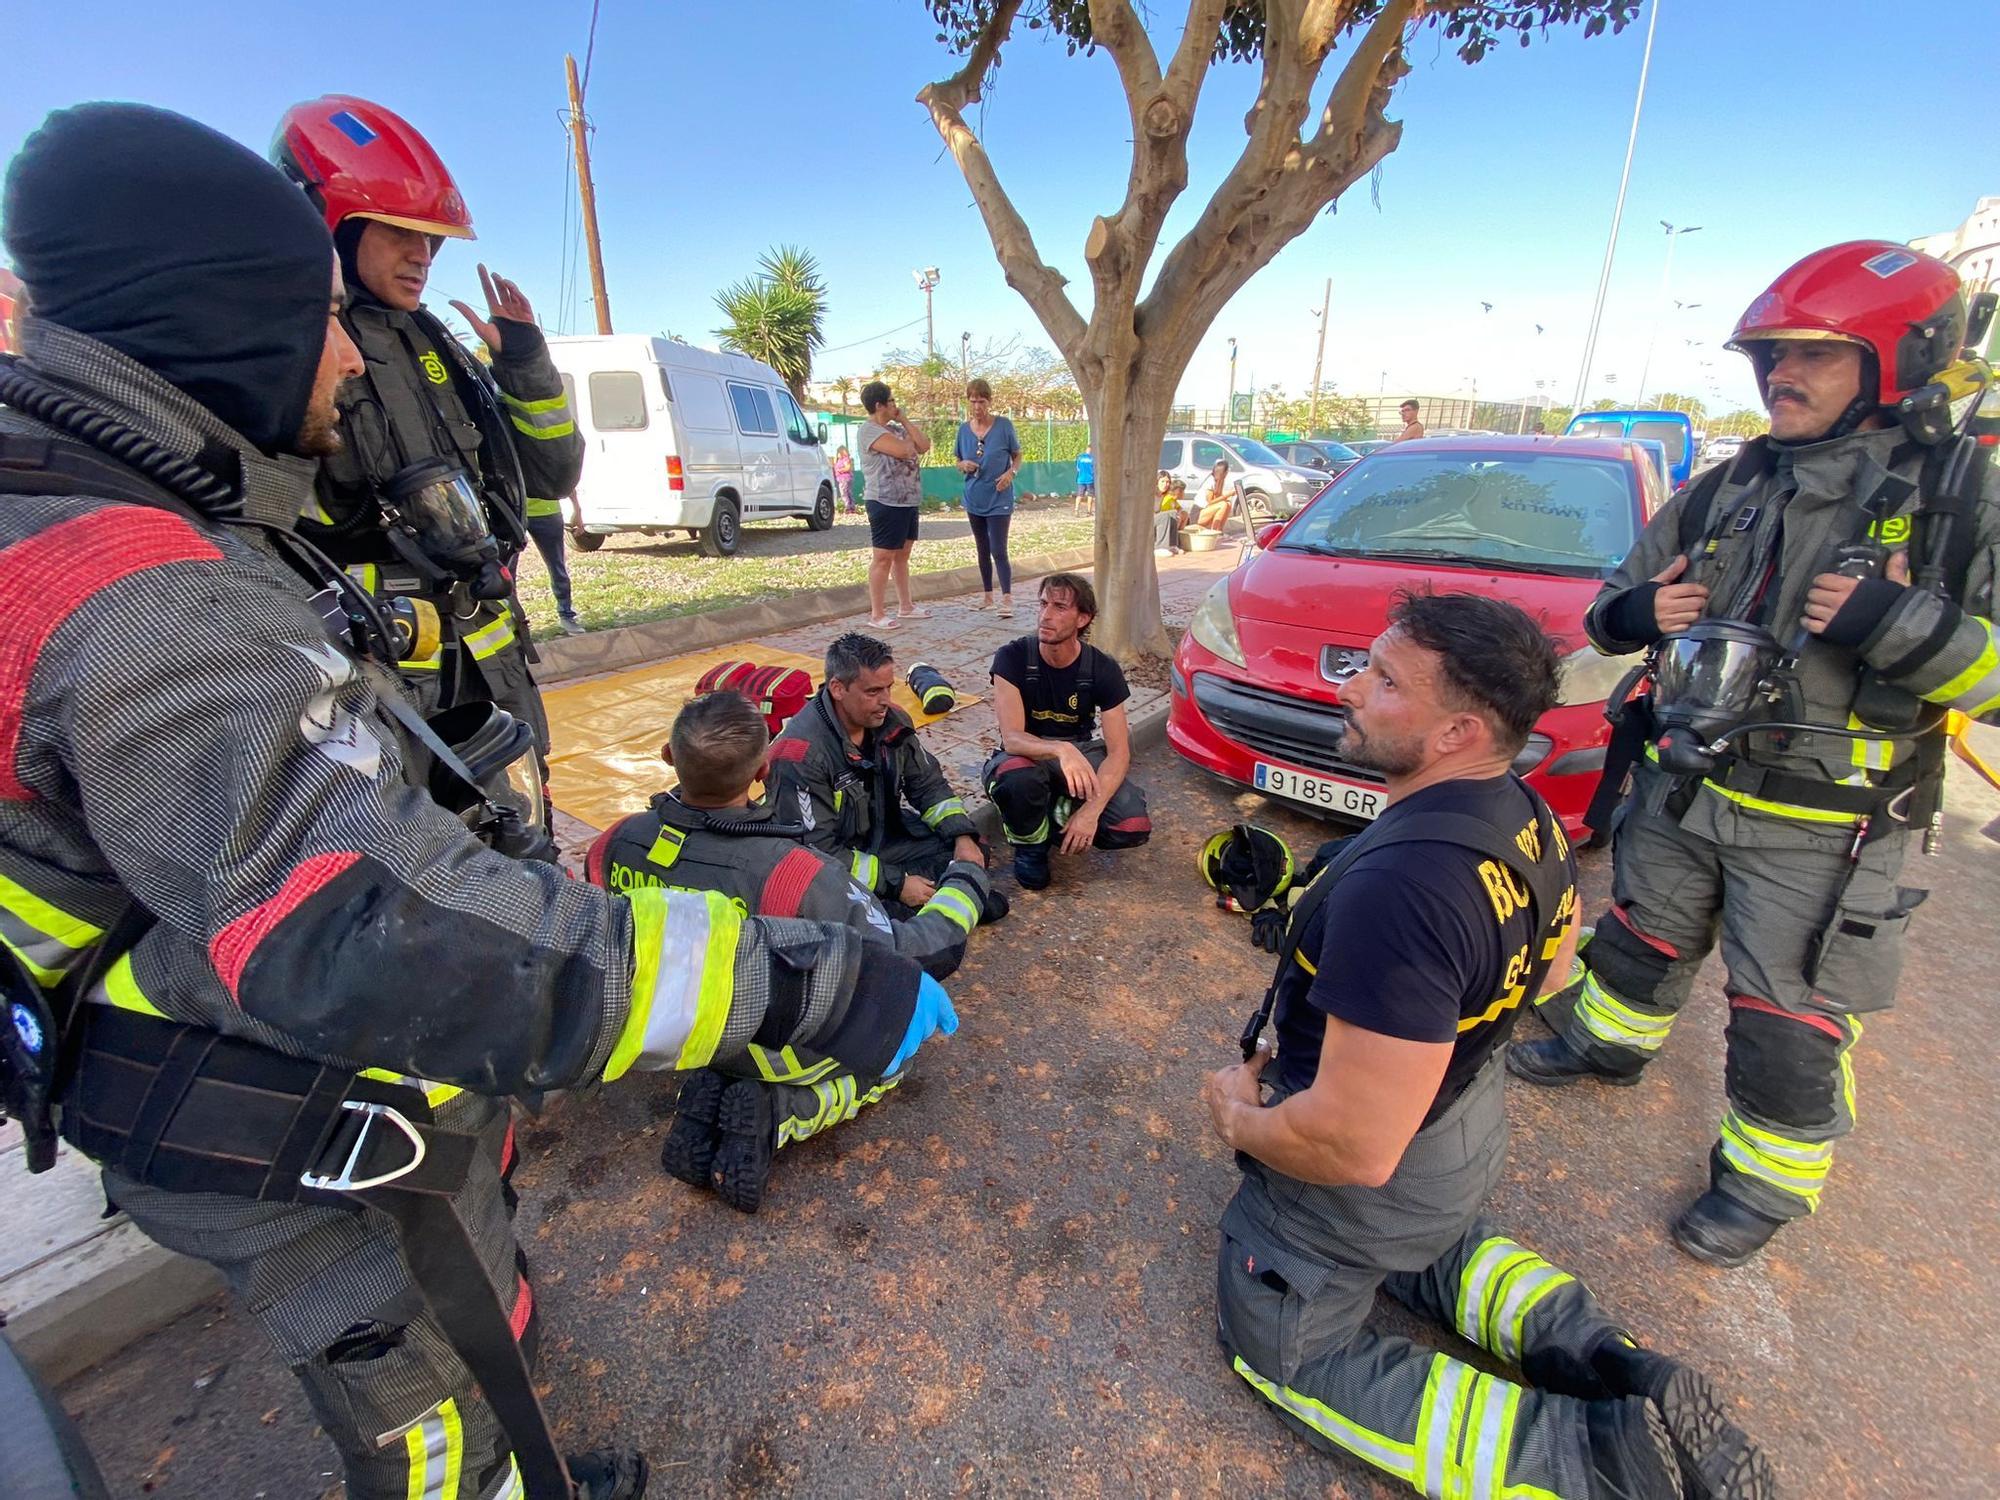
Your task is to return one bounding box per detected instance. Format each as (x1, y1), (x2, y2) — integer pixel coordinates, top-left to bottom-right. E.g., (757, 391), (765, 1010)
(564, 53), (612, 334)
(1636, 222), (1701, 404)
(1226, 337), (1239, 430)
(1308, 278), (1331, 436)
(1571, 0), (1661, 409)
(914, 267), (941, 360)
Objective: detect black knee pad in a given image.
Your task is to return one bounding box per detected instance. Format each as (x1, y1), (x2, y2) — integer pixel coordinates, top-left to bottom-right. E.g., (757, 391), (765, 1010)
(1093, 825), (1152, 851)
(1585, 911), (1677, 1007)
(1724, 1004), (1842, 1128)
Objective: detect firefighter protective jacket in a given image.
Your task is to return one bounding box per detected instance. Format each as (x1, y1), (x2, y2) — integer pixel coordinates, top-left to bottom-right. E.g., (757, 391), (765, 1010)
(766, 687), (980, 898)
(587, 792), (991, 978)
(0, 320), (920, 1100)
(1587, 428), (2000, 799)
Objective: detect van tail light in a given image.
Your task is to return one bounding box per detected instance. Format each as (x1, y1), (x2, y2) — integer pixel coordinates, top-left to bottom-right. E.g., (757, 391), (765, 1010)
(666, 455), (685, 492)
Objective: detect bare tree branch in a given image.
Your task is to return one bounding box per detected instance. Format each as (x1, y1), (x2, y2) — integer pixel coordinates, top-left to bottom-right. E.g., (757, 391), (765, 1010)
(918, 0), (1088, 358)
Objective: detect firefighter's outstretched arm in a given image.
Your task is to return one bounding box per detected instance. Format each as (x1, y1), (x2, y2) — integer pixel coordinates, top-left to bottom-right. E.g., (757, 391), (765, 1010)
(38, 530), (926, 1093)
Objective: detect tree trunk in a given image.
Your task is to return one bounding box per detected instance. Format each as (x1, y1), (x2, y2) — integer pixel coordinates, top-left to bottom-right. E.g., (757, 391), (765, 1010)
(1086, 371), (1176, 660)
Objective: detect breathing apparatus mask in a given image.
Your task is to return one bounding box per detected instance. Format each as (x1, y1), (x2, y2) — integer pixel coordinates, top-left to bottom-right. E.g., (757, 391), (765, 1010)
(380, 457), (511, 602)
(1646, 621), (1784, 777)
(423, 701), (553, 862)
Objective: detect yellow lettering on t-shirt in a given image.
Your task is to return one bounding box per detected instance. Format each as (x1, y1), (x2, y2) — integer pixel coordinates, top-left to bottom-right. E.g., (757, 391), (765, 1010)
(1513, 819), (1542, 863)
(1477, 859), (1522, 924)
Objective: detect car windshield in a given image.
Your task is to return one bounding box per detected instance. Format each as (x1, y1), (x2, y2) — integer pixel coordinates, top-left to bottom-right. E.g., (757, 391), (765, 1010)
(1277, 450), (1638, 576)
(1219, 434), (1286, 466)
(1631, 418), (1689, 463)
(1313, 441), (1360, 462)
(1567, 418), (1625, 442)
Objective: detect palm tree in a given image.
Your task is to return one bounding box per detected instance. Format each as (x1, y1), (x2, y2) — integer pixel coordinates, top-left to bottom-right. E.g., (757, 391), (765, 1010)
(713, 245), (827, 404)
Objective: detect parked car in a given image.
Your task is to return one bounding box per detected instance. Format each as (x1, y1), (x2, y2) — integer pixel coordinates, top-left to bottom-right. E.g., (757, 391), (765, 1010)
(1349, 439), (1392, 455)
(1703, 434), (1745, 463)
(1269, 438), (1363, 478)
(1159, 430), (1327, 520)
(1167, 434), (1669, 837)
(1563, 407), (1696, 488)
(547, 335), (836, 557)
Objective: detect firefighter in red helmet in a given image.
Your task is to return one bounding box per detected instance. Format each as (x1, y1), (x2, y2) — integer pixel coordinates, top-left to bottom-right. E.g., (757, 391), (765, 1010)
(273, 96), (581, 787)
(1511, 242), (2000, 1265)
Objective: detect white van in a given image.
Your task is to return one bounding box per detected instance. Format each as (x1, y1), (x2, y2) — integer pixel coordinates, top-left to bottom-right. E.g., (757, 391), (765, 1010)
(548, 335), (835, 557)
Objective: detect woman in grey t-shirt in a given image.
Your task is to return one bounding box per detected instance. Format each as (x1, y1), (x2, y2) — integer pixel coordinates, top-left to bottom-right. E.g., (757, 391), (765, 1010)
(858, 379), (931, 628)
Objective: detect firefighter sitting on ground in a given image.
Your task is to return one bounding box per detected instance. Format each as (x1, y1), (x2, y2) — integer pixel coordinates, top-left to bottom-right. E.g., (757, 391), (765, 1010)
(766, 632), (989, 912)
(983, 572), (1152, 889)
(587, 691), (1002, 1212)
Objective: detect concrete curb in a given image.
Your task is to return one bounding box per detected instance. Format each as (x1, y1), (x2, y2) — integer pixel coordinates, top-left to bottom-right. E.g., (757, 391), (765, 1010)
(533, 546), (1097, 686)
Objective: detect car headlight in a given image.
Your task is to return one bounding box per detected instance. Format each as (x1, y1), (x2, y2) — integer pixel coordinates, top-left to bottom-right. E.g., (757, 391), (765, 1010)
(1189, 577), (1246, 667)
(1557, 642), (1644, 708)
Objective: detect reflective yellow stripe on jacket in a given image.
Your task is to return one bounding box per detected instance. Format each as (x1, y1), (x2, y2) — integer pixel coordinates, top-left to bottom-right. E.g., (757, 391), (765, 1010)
(604, 888), (742, 1081)
(500, 391), (576, 442)
(0, 869), (105, 987)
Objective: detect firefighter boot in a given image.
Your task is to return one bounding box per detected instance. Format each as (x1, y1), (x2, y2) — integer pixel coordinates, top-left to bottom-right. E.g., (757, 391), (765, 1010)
(710, 1078), (776, 1214)
(1584, 1397), (1684, 1500)
(1593, 1342), (1777, 1500)
(1506, 1033), (1644, 1088)
(567, 1447), (649, 1498)
(1013, 840), (1052, 891)
(660, 1069), (727, 1189)
(1672, 1189), (1784, 1269)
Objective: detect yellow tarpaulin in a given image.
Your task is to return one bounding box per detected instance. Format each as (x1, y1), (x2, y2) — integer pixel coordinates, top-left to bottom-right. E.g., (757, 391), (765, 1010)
(540, 642), (981, 831)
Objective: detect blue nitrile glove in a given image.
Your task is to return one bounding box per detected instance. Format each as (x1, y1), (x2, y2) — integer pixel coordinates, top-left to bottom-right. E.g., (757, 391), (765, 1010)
(887, 974), (959, 1074)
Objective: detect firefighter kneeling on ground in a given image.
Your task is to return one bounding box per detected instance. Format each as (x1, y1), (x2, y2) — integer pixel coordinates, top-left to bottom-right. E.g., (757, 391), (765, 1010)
(766, 632), (992, 912)
(0, 104), (953, 1500)
(1510, 241), (2000, 1268)
(1204, 592), (1771, 1500)
(587, 691), (1002, 1212)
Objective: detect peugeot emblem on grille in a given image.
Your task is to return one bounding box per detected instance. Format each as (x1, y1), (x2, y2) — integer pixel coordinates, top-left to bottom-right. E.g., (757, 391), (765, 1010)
(1320, 646), (1369, 685)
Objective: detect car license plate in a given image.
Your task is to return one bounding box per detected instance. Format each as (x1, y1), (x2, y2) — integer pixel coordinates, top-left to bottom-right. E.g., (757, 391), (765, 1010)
(1253, 761), (1384, 820)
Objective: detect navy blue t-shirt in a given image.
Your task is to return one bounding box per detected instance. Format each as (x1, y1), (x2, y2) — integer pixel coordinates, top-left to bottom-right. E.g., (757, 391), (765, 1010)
(1273, 774), (1572, 1127)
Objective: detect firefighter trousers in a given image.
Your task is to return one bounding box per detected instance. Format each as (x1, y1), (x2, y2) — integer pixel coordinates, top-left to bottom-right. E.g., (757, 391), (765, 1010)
(1542, 768), (1917, 1221)
(105, 1095), (533, 1500)
(1217, 1060), (1627, 1498)
(980, 746), (1152, 850)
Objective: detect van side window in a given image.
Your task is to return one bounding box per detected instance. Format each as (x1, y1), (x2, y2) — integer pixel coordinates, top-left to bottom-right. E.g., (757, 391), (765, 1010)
(1160, 439), (1183, 469)
(728, 382), (779, 436)
(1193, 439), (1228, 469)
(776, 390), (815, 445)
(657, 369), (674, 402)
(588, 371), (648, 431)
(561, 374), (577, 423)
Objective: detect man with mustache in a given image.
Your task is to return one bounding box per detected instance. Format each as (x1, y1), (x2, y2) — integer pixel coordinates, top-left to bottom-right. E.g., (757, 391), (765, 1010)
(1511, 243), (2000, 1266)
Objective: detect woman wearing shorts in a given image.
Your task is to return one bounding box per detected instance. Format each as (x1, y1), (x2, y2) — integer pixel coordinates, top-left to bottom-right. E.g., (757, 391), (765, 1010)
(858, 380), (931, 628)
(954, 378), (1022, 616)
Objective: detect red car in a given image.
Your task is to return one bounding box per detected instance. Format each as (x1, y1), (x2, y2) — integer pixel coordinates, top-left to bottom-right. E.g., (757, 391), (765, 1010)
(1168, 435), (1668, 838)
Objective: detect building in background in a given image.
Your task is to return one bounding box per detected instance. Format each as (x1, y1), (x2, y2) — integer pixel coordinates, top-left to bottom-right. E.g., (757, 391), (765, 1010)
(1912, 197), (2000, 358)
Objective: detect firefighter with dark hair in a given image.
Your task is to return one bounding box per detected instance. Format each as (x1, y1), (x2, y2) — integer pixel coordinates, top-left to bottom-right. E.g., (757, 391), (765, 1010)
(1510, 242), (2000, 1267)
(982, 572), (1151, 889)
(272, 95), (580, 767)
(587, 691), (997, 1212)
(0, 103), (950, 1500)
(766, 631), (990, 912)
(1206, 592), (1771, 1500)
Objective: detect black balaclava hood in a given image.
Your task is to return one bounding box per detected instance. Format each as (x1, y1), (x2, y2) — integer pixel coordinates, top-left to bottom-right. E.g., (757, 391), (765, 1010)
(3, 102), (333, 454)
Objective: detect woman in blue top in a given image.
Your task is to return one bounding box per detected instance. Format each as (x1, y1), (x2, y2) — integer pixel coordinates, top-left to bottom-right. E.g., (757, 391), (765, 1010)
(954, 377), (1023, 616)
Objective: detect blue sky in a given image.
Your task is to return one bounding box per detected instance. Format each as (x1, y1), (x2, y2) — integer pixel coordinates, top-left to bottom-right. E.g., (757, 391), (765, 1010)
(4, 1), (1991, 417)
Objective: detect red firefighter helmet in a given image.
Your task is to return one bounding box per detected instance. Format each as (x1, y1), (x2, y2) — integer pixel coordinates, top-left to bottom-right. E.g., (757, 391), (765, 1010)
(1725, 240), (1964, 407)
(272, 96), (475, 241)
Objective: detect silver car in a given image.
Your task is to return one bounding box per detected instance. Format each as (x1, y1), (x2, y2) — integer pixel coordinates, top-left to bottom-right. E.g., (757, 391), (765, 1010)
(1160, 430), (1327, 519)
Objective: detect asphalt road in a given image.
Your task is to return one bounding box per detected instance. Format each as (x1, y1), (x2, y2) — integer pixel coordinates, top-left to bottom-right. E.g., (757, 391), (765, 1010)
(61, 733), (2000, 1497)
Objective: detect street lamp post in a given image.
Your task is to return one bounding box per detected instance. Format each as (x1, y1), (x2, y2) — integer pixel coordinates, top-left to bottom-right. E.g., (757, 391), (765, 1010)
(1637, 222), (1702, 404)
(1572, 0), (1663, 409)
(1226, 337), (1239, 430)
(912, 267), (941, 359)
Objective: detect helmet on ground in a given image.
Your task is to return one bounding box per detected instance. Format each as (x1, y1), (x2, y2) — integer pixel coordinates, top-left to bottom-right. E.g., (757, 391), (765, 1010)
(1200, 824), (1295, 914)
(1725, 241), (1963, 414)
(272, 96), (475, 240)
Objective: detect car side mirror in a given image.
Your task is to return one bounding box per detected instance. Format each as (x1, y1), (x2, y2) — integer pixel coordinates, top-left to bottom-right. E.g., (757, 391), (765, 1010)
(1256, 523), (1285, 549)
(817, 421), (828, 444)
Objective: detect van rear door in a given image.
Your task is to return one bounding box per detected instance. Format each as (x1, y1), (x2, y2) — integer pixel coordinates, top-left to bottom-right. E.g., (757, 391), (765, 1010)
(572, 364), (667, 527)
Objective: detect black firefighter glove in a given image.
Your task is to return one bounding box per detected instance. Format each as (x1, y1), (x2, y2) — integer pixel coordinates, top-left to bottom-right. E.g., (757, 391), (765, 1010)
(942, 859), (1007, 924)
(1250, 904), (1288, 954)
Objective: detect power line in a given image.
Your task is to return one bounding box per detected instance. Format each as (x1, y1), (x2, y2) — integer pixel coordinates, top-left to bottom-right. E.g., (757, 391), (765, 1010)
(580, 0), (602, 101)
(819, 315), (928, 356)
